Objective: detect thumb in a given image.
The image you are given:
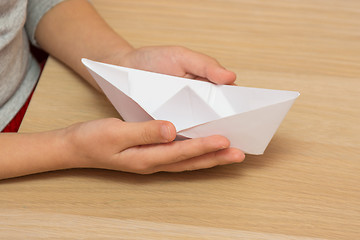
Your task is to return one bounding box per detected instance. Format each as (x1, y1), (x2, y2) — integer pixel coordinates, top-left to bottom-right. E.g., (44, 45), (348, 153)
(121, 120), (176, 147)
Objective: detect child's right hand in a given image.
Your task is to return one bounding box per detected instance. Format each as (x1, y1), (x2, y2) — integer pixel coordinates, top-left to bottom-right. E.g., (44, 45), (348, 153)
(65, 118), (245, 174)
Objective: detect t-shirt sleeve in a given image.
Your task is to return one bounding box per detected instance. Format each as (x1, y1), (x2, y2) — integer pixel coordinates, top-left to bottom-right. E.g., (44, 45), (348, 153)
(25, 0), (65, 47)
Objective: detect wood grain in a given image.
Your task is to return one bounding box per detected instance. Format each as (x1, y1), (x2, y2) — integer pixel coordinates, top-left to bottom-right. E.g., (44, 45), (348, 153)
(0, 209), (326, 240)
(1, 0), (359, 239)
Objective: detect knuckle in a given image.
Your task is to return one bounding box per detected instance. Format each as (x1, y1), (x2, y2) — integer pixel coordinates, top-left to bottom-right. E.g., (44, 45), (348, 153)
(140, 125), (156, 144)
(173, 145), (192, 162)
(103, 118), (123, 134)
(172, 46), (188, 56)
(105, 117), (123, 126)
(193, 137), (209, 152)
(174, 153), (189, 163)
(132, 160), (155, 175)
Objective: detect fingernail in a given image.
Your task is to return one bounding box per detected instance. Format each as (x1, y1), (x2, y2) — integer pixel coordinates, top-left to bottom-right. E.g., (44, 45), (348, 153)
(219, 144), (228, 150)
(219, 138), (230, 149)
(235, 151), (246, 162)
(161, 124), (172, 142)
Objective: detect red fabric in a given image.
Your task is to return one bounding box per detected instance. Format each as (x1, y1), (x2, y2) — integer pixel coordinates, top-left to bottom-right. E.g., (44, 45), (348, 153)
(2, 90), (34, 132)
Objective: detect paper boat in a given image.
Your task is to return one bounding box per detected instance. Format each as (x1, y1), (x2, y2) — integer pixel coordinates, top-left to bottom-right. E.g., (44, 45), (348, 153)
(82, 58), (299, 155)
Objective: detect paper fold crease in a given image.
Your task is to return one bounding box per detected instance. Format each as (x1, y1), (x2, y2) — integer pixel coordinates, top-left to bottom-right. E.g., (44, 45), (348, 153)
(82, 58), (299, 155)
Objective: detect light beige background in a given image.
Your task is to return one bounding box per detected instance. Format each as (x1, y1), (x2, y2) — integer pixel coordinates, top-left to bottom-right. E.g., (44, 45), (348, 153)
(1, 0), (359, 239)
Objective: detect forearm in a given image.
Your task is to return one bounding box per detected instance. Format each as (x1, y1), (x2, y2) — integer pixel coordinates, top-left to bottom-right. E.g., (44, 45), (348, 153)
(35, 0), (134, 90)
(0, 129), (76, 179)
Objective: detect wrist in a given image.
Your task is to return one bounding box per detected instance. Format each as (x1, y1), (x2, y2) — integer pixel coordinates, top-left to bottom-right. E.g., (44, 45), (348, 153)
(60, 124), (88, 169)
(61, 122), (104, 169)
(50, 127), (80, 170)
(98, 44), (135, 67)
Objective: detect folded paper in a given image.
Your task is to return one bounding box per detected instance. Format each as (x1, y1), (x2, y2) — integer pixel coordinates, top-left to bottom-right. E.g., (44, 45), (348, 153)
(82, 58), (299, 154)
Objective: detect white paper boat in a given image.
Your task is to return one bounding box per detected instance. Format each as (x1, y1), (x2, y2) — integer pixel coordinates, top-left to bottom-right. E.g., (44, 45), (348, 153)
(82, 58), (299, 155)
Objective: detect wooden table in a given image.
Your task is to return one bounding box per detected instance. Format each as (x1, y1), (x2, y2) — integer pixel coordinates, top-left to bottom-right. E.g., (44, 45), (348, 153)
(1, 0), (359, 239)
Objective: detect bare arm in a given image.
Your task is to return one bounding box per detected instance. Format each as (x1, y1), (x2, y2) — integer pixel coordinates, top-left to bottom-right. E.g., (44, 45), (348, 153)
(0, 119), (243, 179)
(35, 0), (236, 87)
(0, 130), (72, 179)
(35, 0), (134, 90)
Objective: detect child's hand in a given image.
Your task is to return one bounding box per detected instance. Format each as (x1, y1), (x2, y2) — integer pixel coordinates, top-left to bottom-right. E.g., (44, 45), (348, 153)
(103, 46), (237, 85)
(66, 118), (244, 174)
(83, 46), (243, 174)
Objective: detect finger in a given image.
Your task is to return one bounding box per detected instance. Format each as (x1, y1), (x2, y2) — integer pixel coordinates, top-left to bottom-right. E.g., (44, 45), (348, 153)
(157, 148), (245, 172)
(183, 73), (197, 79)
(120, 135), (231, 168)
(184, 74), (210, 83)
(177, 47), (236, 85)
(206, 66), (237, 85)
(120, 120), (176, 148)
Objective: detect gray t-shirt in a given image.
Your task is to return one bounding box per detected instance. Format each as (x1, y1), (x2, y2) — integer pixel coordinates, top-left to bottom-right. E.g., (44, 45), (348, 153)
(0, 0), (64, 130)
